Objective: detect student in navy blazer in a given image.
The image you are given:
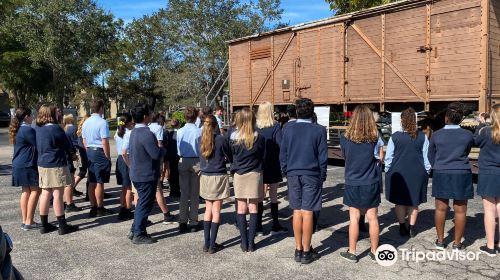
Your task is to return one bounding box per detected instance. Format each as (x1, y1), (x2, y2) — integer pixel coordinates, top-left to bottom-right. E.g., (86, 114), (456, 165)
(428, 103), (474, 251)
(10, 107), (40, 231)
(475, 104), (500, 256)
(127, 104), (165, 245)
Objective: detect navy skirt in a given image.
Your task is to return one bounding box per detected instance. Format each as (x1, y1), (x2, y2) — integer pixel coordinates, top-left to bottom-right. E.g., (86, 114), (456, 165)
(12, 166), (39, 187)
(432, 171), (473, 200)
(343, 182), (381, 209)
(116, 155), (131, 187)
(477, 174), (500, 197)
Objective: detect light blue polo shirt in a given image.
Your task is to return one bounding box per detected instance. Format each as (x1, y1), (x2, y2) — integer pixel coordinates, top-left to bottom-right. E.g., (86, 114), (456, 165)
(114, 128), (130, 156)
(82, 113), (110, 148)
(121, 129), (132, 155)
(148, 122), (164, 142)
(176, 123), (201, 157)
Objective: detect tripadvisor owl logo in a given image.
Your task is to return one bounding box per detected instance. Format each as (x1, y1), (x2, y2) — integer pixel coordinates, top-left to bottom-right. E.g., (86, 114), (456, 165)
(375, 244), (398, 266)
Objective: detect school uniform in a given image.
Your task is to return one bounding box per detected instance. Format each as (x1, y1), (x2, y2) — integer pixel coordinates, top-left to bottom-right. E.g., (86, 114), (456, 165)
(176, 123), (202, 225)
(384, 131), (431, 206)
(11, 124), (39, 187)
(35, 124), (73, 188)
(129, 124), (165, 237)
(474, 127), (500, 197)
(428, 125), (474, 200)
(280, 119), (327, 211)
(82, 113), (111, 184)
(340, 135), (381, 209)
(64, 125), (78, 174)
(257, 122), (283, 184)
(166, 129), (180, 196)
(230, 131), (265, 199)
(148, 122), (164, 143)
(199, 134), (232, 200)
(115, 129), (131, 187)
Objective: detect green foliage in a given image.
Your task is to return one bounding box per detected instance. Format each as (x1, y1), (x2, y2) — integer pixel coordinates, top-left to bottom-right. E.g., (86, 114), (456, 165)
(171, 111), (186, 127)
(325, 0), (397, 15)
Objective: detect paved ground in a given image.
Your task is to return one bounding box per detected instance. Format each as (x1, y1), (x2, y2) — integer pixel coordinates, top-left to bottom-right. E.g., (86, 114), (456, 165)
(0, 127), (499, 280)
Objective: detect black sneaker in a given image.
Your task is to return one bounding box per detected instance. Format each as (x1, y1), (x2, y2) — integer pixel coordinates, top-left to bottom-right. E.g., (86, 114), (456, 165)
(118, 209), (132, 221)
(340, 250), (358, 263)
(248, 242), (256, 252)
(127, 231), (134, 240)
(208, 243), (224, 254)
(496, 245), (500, 254)
(96, 207), (114, 217)
(132, 235), (157, 245)
(203, 245), (209, 253)
(58, 224), (79, 235)
(408, 226), (416, 238)
(399, 223), (410, 237)
(301, 248), (320, 264)
(40, 223), (58, 234)
(271, 224), (288, 235)
(88, 208), (98, 218)
(368, 252), (377, 263)
(452, 242), (466, 251)
(73, 189), (84, 197)
(479, 245), (497, 257)
(163, 212), (177, 225)
(65, 203), (82, 213)
(178, 223), (189, 234)
(435, 240), (446, 250)
(294, 249), (303, 263)
(190, 223), (202, 233)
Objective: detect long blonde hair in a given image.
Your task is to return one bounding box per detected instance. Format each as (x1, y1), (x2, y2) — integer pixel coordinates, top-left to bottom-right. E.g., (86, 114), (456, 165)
(236, 108), (257, 150)
(344, 105), (379, 143)
(201, 115), (218, 159)
(63, 114), (74, 132)
(256, 102), (274, 129)
(491, 104), (500, 144)
(76, 115), (89, 137)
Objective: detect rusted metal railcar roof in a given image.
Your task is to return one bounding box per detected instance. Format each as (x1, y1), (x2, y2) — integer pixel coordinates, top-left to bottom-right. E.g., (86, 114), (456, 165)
(226, 0), (433, 44)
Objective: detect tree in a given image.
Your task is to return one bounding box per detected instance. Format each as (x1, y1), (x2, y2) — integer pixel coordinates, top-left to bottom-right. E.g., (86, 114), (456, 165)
(3, 0), (120, 108)
(158, 0), (283, 107)
(325, 0), (397, 15)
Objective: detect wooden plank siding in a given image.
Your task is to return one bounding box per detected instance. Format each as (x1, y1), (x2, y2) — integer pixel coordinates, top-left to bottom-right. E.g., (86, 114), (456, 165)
(490, 0), (500, 106)
(228, 0), (498, 111)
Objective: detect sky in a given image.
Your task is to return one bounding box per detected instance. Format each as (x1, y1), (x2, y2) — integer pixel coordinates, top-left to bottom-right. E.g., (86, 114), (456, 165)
(96, 0), (334, 26)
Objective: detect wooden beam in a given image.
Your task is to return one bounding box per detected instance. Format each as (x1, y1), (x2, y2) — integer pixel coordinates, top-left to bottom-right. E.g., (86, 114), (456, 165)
(248, 41), (252, 107)
(425, 3), (432, 111)
(341, 23), (346, 104)
(271, 36), (275, 105)
(480, 0), (490, 112)
(351, 23), (426, 101)
(251, 33), (295, 106)
(380, 14), (386, 112)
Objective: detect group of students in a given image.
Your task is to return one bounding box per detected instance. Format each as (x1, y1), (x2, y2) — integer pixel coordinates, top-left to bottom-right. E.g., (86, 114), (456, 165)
(9, 97), (500, 264)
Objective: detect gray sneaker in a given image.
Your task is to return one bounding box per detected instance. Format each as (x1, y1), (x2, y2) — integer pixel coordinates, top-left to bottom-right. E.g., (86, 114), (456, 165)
(23, 223), (40, 231)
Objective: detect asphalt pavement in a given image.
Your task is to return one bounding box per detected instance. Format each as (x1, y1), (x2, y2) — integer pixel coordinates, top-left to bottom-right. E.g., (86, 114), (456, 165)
(0, 127), (499, 280)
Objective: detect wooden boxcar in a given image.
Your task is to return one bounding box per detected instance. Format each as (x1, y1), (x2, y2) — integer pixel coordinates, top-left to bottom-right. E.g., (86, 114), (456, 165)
(227, 0), (500, 113)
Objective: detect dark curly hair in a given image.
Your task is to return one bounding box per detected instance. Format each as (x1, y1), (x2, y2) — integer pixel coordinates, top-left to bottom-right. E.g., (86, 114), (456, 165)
(401, 107), (417, 139)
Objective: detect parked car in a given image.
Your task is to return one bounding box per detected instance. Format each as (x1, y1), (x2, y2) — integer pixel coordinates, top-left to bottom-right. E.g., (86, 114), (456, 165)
(0, 226), (22, 280)
(0, 111), (10, 127)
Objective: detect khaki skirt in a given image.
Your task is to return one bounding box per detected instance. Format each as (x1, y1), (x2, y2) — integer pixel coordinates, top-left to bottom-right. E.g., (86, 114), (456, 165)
(200, 174), (230, 200)
(38, 166), (72, 189)
(233, 171), (263, 199)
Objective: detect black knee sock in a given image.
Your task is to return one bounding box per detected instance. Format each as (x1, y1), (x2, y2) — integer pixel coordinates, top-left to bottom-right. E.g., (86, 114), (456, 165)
(56, 215), (68, 228)
(257, 202), (264, 231)
(210, 222), (219, 249)
(236, 214), (247, 248)
(271, 203), (280, 228)
(313, 211), (320, 233)
(203, 221), (211, 248)
(248, 213), (258, 247)
(40, 215), (49, 227)
(234, 200), (238, 223)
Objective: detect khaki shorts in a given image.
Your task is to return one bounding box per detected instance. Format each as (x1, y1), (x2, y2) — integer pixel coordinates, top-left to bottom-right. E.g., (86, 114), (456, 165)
(38, 166), (72, 189)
